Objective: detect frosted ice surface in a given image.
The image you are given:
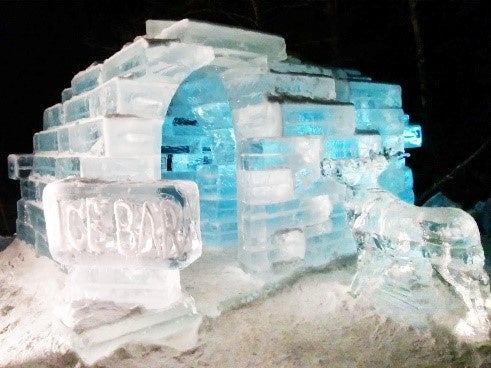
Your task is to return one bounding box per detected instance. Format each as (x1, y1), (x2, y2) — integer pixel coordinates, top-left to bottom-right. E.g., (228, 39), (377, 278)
(348, 81), (402, 108)
(269, 60), (334, 77)
(222, 71), (336, 111)
(32, 156), (80, 178)
(270, 73), (336, 101)
(67, 267), (182, 310)
(43, 103), (64, 130)
(281, 102), (355, 136)
(211, 48), (268, 69)
(71, 63), (102, 96)
(102, 38), (148, 81)
(101, 37), (214, 83)
(60, 117), (163, 157)
(144, 41), (215, 80)
(404, 124), (423, 148)
(239, 137), (323, 187)
(8, 154), (33, 180)
(146, 19), (287, 61)
(72, 295), (201, 365)
(348, 188), (490, 337)
(323, 134), (381, 159)
(232, 102), (283, 140)
(238, 169), (294, 205)
(33, 130), (59, 152)
(80, 156), (161, 180)
(43, 178), (202, 269)
(355, 108), (405, 134)
(100, 117), (162, 157)
(89, 78), (177, 119)
(61, 88), (73, 102)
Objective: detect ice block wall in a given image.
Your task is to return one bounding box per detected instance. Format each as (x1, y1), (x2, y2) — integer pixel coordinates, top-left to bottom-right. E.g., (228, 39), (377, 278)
(219, 62), (420, 272)
(8, 33), (216, 255)
(8, 19), (421, 264)
(159, 67), (238, 245)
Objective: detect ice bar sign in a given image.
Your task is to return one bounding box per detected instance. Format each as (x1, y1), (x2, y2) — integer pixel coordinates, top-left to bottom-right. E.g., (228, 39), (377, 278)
(43, 178), (202, 269)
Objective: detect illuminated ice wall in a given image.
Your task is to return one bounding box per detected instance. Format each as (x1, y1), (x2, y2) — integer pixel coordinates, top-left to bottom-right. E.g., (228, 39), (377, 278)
(8, 19), (420, 269)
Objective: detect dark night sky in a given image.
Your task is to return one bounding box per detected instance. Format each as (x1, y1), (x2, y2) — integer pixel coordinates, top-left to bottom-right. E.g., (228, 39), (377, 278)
(0, 0), (490, 235)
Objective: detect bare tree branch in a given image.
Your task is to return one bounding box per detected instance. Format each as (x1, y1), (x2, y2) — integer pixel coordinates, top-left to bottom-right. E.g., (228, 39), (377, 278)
(418, 136), (491, 205)
(251, 0), (261, 28)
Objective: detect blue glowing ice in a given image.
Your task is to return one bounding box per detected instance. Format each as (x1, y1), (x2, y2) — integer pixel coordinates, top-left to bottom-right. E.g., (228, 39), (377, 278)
(9, 19), (422, 262)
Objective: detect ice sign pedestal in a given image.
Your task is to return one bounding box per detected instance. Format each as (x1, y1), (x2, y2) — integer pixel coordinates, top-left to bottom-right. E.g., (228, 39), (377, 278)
(43, 178), (203, 362)
(43, 177), (201, 308)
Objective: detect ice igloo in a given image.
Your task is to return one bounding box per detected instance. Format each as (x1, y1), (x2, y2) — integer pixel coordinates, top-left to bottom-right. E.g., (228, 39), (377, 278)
(8, 19), (422, 274)
(7, 18), (491, 341)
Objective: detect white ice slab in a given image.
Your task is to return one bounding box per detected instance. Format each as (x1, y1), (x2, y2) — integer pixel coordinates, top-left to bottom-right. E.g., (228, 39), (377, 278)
(100, 117), (162, 157)
(146, 19), (287, 61)
(67, 266), (182, 310)
(282, 102), (355, 136)
(237, 169), (294, 205)
(80, 156), (161, 180)
(271, 73), (336, 101)
(89, 77), (178, 119)
(232, 102), (283, 140)
(101, 37), (215, 83)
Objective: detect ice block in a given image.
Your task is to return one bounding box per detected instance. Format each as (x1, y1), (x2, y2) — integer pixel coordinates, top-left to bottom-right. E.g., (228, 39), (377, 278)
(8, 154), (33, 180)
(43, 178), (202, 269)
(146, 19), (287, 62)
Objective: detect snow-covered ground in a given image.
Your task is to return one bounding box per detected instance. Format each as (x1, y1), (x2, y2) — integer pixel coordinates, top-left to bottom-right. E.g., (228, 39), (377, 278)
(1, 239), (490, 367)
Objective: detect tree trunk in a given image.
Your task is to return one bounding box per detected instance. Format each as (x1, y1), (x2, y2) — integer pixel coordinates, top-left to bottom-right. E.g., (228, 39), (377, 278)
(408, 0), (428, 122)
(325, 0), (340, 64)
(251, 0), (261, 28)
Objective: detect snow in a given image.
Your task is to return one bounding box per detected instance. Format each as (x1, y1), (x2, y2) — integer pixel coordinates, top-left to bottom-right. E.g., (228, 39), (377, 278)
(1, 239), (490, 367)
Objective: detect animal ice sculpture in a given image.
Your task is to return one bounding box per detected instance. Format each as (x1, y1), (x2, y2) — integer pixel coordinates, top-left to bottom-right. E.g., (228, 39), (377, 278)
(321, 154), (490, 338)
(347, 188), (490, 339)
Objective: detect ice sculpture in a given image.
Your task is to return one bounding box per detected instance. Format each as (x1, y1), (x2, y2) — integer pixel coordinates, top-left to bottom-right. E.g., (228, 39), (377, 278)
(347, 188), (490, 338)
(321, 153), (490, 337)
(43, 177), (200, 305)
(43, 178), (201, 270)
(7, 18), (489, 344)
(42, 178), (202, 363)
